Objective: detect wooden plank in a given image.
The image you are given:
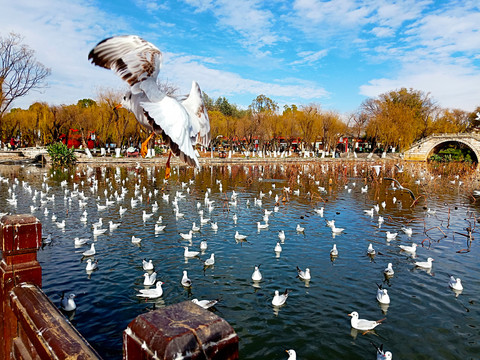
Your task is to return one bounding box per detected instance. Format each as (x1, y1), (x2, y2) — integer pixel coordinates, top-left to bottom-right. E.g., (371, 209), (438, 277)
(10, 283), (101, 360)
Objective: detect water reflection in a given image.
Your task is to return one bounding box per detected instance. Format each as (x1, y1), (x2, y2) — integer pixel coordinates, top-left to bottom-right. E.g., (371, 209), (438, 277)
(1, 162), (479, 359)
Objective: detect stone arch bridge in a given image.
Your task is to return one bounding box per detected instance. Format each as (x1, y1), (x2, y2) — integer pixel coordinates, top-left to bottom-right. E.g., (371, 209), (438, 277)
(404, 133), (480, 162)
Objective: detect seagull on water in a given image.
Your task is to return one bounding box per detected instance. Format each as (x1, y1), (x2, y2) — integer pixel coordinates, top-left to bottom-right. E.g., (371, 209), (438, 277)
(296, 224), (305, 232)
(330, 244), (338, 257)
(184, 246), (199, 258)
(286, 349), (296, 360)
(85, 259), (98, 272)
(200, 241), (208, 251)
(274, 242), (282, 253)
(204, 253), (215, 266)
(251, 265), (262, 281)
(235, 231), (247, 241)
(376, 284), (390, 304)
(448, 275), (463, 291)
(367, 243), (375, 255)
(399, 243), (417, 254)
(181, 270), (192, 287)
(272, 289), (291, 306)
(401, 226), (413, 237)
(142, 259), (154, 271)
(143, 272), (157, 286)
(296, 266), (311, 281)
(61, 293), (77, 311)
(385, 231), (397, 241)
(74, 237), (88, 246)
(278, 230), (286, 241)
(314, 207), (324, 216)
(415, 257), (434, 269)
(137, 281), (164, 298)
(131, 235), (142, 244)
(82, 243), (96, 257)
(89, 35), (210, 165)
(331, 224), (344, 234)
(348, 311), (384, 331)
(383, 263), (394, 277)
(180, 230), (193, 240)
(371, 342), (393, 360)
(192, 298), (218, 309)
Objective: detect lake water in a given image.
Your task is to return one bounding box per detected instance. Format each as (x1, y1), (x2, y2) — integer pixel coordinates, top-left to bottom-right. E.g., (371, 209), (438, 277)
(1, 161), (479, 359)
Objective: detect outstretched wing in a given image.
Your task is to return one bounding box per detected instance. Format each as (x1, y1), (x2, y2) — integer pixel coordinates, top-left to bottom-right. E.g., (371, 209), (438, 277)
(88, 35), (163, 101)
(141, 96), (199, 168)
(182, 81), (211, 147)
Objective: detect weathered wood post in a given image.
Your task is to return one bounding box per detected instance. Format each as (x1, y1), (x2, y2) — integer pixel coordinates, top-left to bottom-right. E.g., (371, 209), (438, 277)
(0, 214), (42, 359)
(124, 301), (239, 359)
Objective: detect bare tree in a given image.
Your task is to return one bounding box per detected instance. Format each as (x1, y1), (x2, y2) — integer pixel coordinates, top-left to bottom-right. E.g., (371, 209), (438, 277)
(0, 33), (50, 125)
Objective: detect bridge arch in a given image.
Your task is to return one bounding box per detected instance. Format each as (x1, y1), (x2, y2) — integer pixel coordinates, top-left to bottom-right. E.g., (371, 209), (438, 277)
(404, 133), (480, 164)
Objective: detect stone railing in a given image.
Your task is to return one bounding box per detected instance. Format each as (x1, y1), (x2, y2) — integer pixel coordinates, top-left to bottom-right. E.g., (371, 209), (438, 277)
(0, 215), (238, 360)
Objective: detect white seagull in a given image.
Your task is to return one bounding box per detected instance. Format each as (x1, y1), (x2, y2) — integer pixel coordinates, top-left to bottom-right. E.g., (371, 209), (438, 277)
(131, 235), (142, 244)
(399, 243), (417, 254)
(235, 231), (247, 241)
(85, 259), (98, 272)
(286, 349), (297, 360)
(383, 263), (394, 277)
(401, 226), (413, 237)
(367, 243), (375, 255)
(448, 275), (463, 291)
(348, 311), (384, 331)
(181, 270), (192, 287)
(371, 342), (393, 360)
(376, 284), (390, 304)
(184, 246), (199, 258)
(415, 257), (434, 269)
(61, 293), (77, 311)
(191, 298), (218, 309)
(143, 272), (157, 286)
(251, 265), (262, 281)
(137, 281), (164, 298)
(180, 230), (193, 240)
(89, 35), (210, 166)
(278, 230), (286, 241)
(330, 244), (338, 256)
(142, 259), (154, 271)
(74, 237), (88, 246)
(204, 253), (215, 266)
(82, 243), (96, 257)
(274, 242), (282, 253)
(272, 289), (291, 306)
(296, 266), (311, 281)
(385, 231), (397, 241)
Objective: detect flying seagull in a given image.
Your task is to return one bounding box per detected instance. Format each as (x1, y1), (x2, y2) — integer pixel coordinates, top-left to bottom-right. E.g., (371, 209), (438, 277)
(88, 35), (210, 167)
(383, 177), (415, 200)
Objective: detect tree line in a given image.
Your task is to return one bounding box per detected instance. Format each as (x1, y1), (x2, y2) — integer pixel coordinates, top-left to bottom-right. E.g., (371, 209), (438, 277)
(1, 32), (479, 153)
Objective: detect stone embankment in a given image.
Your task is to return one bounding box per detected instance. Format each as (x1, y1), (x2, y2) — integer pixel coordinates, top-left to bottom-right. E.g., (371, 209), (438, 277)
(0, 147), (402, 166)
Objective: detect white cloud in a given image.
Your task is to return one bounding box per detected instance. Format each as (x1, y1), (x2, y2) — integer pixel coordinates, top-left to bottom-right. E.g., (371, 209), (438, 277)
(163, 53), (329, 104)
(370, 26), (394, 38)
(360, 62), (480, 111)
(290, 50), (328, 65)
(184, 0), (281, 54)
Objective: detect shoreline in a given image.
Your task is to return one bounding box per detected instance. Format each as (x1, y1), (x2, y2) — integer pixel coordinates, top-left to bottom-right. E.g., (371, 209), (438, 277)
(0, 148), (404, 166)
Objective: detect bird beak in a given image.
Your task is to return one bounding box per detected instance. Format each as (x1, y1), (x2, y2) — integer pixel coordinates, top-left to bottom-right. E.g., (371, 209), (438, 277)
(348, 313), (352, 316)
(114, 104), (122, 110)
(285, 350), (289, 354)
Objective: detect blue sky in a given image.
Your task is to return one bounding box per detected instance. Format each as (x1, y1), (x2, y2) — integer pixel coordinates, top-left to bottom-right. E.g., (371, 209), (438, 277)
(2, 0), (480, 115)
